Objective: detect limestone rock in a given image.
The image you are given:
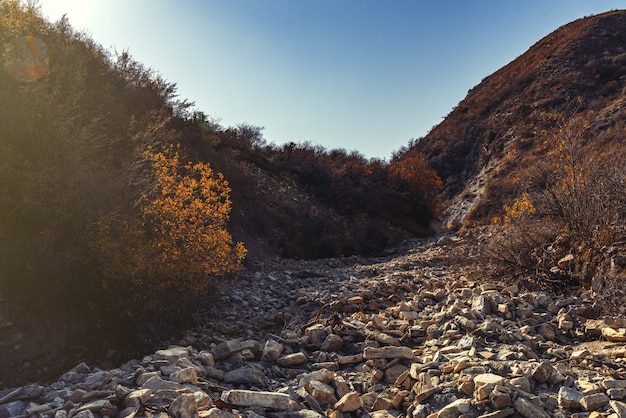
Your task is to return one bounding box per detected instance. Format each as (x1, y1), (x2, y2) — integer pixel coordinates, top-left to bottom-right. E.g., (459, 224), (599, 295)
(170, 367), (198, 384)
(221, 389), (293, 410)
(141, 376), (184, 392)
(610, 400), (626, 417)
(603, 327), (626, 342)
(530, 361), (553, 383)
(363, 346), (414, 360)
(298, 369), (335, 388)
(169, 393), (198, 418)
(580, 392), (610, 411)
(437, 398), (472, 418)
(306, 324), (329, 347)
(154, 346), (191, 363)
(321, 334), (344, 351)
(474, 373), (505, 388)
(212, 340), (243, 361)
(124, 388), (152, 408)
(558, 386), (583, 409)
(513, 396), (551, 418)
(223, 366), (267, 388)
(260, 339), (284, 362)
(306, 380), (337, 405)
(335, 391), (362, 412)
(277, 352), (308, 366)
(472, 295), (491, 316)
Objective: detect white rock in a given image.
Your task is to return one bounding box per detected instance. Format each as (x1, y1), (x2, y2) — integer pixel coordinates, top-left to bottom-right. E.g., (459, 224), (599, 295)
(221, 389), (294, 410)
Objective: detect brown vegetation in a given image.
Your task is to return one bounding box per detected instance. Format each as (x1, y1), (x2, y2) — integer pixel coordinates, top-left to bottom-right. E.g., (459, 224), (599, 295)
(406, 10), (626, 225)
(0, 0), (441, 383)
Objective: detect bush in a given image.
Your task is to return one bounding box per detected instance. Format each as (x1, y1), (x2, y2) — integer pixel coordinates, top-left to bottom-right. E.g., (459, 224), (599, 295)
(485, 193), (563, 287)
(90, 146), (246, 315)
(485, 108), (626, 288)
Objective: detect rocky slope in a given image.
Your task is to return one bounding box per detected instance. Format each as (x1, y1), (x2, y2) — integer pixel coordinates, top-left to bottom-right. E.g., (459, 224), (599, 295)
(2, 233), (626, 418)
(408, 10), (626, 228)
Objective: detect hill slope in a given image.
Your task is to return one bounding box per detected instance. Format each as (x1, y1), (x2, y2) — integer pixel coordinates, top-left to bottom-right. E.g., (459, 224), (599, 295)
(0, 1), (440, 386)
(406, 10), (626, 228)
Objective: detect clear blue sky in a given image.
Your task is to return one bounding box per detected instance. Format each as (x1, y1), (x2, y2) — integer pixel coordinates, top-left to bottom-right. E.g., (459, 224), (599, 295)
(39, 0), (623, 159)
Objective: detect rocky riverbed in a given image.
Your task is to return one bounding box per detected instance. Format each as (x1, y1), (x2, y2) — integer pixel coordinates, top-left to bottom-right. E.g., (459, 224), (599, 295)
(2, 233), (626, 418)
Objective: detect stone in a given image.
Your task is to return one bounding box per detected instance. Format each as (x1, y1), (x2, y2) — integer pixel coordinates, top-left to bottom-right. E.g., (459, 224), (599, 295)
(154, 346), (190, 363)
(490, 389), (512, 409)
(223, 366), (267, 388)
(586, 319), (605, 337)
(603, 328), (626, 342)
(332, 376), (351, 399)
(608, 388), (626, 400)
(437, 398), (472, 418)
(124, 388), (152, 407)
(299, 369), (335, 388)
(472, 295), (491, 315)
(558, 254), (574, 270)
(474, 373), (505, 388)
(538, 324), (556, 341)
(335, 391), (362, 412)
(260, 339), (284, 362)
(197, 351), (215, 366)
(475, 382), (494, 402)
(221, 389), (294, 410)
(458, 380), (474, 395)
(0, 400), (26, 417)
(513, 396), (551, 418)
(136, 371), (158, 386)
(580, 393), (610, 411)
(277, 352), (308, 366)
(141, 376), (184, 392)
(321, 334), (344, 351)
(73, 411), (95, 418)
(81, 370), (112, 390)
(306, 380), (337, 405)
(372, 390), (399, 410)
(577, 379), (602, 394)
(212, 340), (243, 361)
(384, 364), (408, 384)
(305, 324), (329, 347)
(400, 310), (419, 320)
(530, 361), (553, 383)
(8, 231), (626, 418)
(604, 380), (626, 390)
(338, 353), (363, 365)
(205, 366), (225, 380)
(363, 346), (414, 360)
(509, 376), (531, 392)
(170, 367), (198, 384)
(558, 386), (583, 409)
(169, 393), (198, 418)
(571, 349), (591, 361)
(414, 386), (441, 404)
(75, 399), (117, 416)
(610, 400), (626, 417)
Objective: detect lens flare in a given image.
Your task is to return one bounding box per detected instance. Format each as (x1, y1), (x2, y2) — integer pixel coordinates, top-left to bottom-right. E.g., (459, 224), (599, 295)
(3, 35), (49, 83)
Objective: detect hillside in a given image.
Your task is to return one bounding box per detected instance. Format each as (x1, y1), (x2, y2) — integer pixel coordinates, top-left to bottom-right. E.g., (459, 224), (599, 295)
(0, 1), (440, 386)
(407, 10), (626, 229)
(1, 4), (626, 417)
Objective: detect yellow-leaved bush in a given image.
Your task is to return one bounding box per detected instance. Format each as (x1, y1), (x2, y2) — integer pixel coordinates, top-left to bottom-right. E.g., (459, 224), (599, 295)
(492, 192), (536, 227)
(90, 146), (246, 307)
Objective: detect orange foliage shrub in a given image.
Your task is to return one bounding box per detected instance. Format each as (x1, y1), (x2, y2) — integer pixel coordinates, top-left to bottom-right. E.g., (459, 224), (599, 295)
(91, 146), (246, 308)
(389, 156), (443, 200)
(492, 192), (536, 227)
